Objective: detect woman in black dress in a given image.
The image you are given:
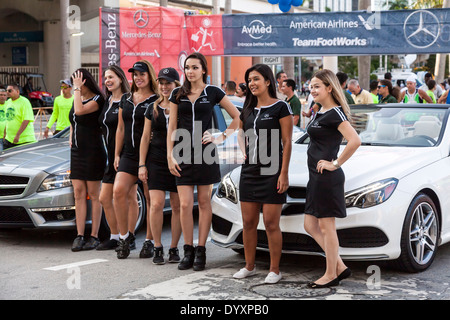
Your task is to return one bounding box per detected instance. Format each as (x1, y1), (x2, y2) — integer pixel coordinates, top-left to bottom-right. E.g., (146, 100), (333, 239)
(97, 65), (140, 251)
(233, 64), (293, 284)
(113, 60), (158, 259)
(139, 67), (182, 265)
(69, 68), (106, 251)
(304, 69), (361, 288)
(167, 52), (240, 271)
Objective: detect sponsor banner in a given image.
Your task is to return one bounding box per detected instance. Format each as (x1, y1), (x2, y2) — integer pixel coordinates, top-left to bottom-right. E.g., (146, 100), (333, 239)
(100, 7), (188, 85)
(100, 7), (450, 77)
(224, 9), (450, 55)
(185, 15), (224, 56)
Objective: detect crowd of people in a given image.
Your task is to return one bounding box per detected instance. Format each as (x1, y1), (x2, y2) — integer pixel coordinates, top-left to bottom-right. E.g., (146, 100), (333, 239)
(3, 59), (450, 289)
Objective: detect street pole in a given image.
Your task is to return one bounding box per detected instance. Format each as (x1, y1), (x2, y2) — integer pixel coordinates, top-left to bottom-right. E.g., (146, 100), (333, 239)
(358, 0), (371, 90)
(212, 0), (222, 86)
(60, 0), (69, 79)
(435, 0), (449, 84)
(224, 0), (231, 83)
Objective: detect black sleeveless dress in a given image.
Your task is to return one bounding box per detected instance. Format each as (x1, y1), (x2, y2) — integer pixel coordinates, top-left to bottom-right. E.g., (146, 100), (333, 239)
(99, 96), (121, 183)
(117, 92), (157, 176)
(305, 106), (348, 218)
(144, 103), (177, 193)
(168, 85), (225, 186)
(69, 95), (106, 181)
(239, 100), (292, 204)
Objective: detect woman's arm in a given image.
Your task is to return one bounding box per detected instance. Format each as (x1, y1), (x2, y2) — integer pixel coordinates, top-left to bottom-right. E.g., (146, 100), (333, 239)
(316, 121), (361, 174)
(138, 118), (152, 183)
(277, 115), (293, 193)
(114, 108), (124, 171)
(167, 102), (181, 177)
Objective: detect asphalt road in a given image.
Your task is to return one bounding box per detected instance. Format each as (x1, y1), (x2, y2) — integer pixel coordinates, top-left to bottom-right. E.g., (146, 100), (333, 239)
(2, 213), (450, 302)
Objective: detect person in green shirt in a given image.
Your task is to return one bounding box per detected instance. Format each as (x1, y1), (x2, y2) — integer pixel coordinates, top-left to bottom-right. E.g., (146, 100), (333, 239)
(4, 84), (36, 149)
(425, 80), (437, 104)
(0, 87), (8, 150)
(370, 80), (379, 104)
(378, 80), (398, 104)
(281, 79), (302, 127)
(336, 71), (355, 105)
(44, 79), (74, 138)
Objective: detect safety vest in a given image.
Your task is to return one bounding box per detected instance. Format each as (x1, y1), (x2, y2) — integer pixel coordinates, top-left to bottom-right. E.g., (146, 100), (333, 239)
(403, 89), (423, 104)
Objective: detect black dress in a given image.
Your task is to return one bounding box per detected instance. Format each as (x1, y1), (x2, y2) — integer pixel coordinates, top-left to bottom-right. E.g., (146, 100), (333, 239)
(305, 106), (348, 218)
(168, 85), (225, 186)
(69, 95), (106, 181)
(239, 101), (292, 204)
(99, 96), (121, 184)
(118, 92), (157, 176)
(144, 103), (177, 193)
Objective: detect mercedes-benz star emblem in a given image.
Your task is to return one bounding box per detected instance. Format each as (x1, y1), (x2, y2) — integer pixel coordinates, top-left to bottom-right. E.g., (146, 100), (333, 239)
(134, 9), (149, 29)
(403, 10), (440, 49)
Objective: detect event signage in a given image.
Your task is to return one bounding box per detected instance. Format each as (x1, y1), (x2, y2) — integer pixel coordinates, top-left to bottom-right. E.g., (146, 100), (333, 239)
(100, 7), (450, 76)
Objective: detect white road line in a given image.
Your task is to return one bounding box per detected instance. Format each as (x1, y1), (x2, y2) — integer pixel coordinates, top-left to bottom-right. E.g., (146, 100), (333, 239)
(43, 259), (108, 271)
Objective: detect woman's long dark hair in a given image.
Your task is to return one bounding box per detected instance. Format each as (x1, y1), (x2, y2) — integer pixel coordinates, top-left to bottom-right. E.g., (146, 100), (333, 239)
(175, 52), (208, 102)
(241, 64), (277, 123)
(71, 68), (104, 100)
(103, 65), (130, 99)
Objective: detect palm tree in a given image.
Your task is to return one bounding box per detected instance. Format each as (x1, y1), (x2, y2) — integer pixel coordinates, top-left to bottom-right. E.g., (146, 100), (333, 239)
(388, 0), (410, 10)
(411, 0), (443, 8)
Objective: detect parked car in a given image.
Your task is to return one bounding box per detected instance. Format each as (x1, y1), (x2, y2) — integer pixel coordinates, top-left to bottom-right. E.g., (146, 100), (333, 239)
(0, 104), (243, 235)
(211, 103), (450, 273)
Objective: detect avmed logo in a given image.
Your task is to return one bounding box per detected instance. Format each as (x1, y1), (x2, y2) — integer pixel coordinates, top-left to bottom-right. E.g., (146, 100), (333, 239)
(242, 20), (272, 40)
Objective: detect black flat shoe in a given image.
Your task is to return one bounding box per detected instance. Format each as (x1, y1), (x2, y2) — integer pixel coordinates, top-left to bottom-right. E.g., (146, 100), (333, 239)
(307, 277), (340, 289)
(337, 268), (352, 281)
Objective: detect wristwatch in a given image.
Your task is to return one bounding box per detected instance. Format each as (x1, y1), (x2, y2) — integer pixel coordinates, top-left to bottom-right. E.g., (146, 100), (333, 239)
(73, 87), (81, 91)
(222, 131), (227, 138)
(332, 159), (340, 168)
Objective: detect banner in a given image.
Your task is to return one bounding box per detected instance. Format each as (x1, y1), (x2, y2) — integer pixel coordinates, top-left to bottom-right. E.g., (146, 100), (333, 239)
(100, 7), (450, 77)
(100, 7), (188, 85)
(222, 8), (450, 56)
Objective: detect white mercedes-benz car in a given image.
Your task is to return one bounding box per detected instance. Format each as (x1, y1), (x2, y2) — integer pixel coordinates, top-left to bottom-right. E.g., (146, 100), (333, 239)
(211, 104), (450, 272)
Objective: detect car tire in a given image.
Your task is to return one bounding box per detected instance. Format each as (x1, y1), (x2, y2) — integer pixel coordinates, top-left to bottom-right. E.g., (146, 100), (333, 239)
(98, 183), (147, 239)
(394, 193), (440, 273)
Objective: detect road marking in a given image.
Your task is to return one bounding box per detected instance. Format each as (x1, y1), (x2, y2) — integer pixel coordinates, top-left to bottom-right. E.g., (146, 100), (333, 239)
(43, 259), (108, 271)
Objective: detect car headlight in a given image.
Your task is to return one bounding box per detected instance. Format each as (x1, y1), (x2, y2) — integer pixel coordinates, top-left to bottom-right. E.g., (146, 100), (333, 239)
(345, 178), (398, 209)
(38, 170), (72, 192)
(216, 173), (238, 203)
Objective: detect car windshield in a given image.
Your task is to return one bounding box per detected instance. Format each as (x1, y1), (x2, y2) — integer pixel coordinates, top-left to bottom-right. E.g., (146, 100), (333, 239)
(297, 105), (448, 147)
(353, 106), (446, 147)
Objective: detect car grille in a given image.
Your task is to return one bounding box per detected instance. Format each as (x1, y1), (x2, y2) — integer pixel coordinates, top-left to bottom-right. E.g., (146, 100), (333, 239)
(0, 206), (33, 226)
(0, 175), (30, 197)
(233, 227), (389, 251)
(287, 187), (307, 199)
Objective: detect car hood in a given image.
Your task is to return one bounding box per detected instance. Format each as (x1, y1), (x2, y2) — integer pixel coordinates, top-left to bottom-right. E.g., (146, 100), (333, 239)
(0, 138), (70, 174)
(230, 144), (442, 192)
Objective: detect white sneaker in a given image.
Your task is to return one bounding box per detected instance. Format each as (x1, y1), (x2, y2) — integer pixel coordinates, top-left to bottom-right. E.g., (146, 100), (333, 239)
(264, 271), (282, 284)
(233, 267), (257, 279)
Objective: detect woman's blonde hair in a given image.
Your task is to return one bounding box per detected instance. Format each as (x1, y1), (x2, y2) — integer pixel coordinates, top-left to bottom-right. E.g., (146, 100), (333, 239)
(153, 79), (181, 118)
(312, 69), (351, 119)
(130, 59), (159, 96)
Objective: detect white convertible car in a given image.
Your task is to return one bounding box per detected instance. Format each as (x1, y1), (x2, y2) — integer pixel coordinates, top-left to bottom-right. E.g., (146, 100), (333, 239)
(211, 104), (450, 272)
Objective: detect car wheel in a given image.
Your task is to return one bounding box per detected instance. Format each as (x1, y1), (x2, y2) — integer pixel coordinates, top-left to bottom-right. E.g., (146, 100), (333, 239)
(395, 193), (440, 273)
(99, 184), (147, 238)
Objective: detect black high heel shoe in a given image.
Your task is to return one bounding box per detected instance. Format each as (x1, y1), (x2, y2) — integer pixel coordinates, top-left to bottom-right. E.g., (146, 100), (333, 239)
(337, 268), (352, 281)
(307, 277), (340, 289)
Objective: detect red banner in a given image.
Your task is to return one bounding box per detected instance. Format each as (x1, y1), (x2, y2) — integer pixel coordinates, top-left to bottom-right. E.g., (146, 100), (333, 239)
(185, 14), (224, 56)
(100, 6), (189, 85)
